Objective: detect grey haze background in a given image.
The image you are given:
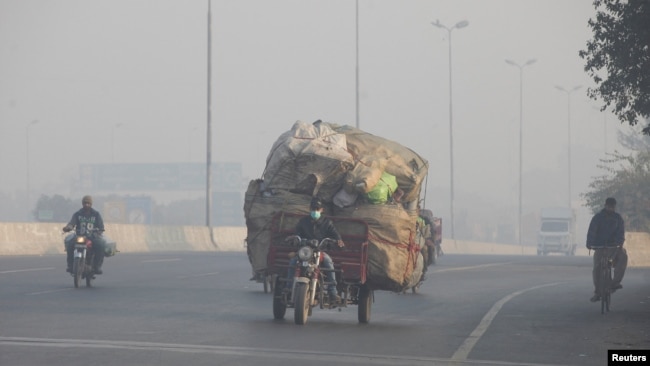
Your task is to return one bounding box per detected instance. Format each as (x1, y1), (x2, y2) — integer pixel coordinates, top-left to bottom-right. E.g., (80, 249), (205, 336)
(0, 0), (633, 244)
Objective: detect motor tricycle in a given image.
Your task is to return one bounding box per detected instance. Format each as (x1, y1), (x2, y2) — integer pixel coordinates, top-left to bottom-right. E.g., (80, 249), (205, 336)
(267, 212), (372, 324)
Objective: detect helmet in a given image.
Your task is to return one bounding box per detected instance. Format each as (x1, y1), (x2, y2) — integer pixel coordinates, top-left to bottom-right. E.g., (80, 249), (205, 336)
(310, 197), (323, 210)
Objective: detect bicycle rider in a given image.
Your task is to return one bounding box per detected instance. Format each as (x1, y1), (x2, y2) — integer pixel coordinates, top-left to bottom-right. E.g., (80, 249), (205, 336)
(586, 197), (628, 302)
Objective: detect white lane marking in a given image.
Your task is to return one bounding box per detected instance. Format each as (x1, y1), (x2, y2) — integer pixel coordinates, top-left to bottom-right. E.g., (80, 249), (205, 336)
(27, 288), (74, 295)
(451, 282), (562, 361)
(433, 263), (511, 273)
(0, 267), (55, 274)
(141, 259), (181, 263)
(178, 272), (219, 279)
(0, 336), (571, 366)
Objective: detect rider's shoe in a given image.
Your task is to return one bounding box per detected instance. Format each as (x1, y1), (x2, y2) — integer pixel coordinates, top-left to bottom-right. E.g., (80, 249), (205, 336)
(590, 294), (601, 302)
(94, 267), (103, 275)
(610, 283), (623, 291)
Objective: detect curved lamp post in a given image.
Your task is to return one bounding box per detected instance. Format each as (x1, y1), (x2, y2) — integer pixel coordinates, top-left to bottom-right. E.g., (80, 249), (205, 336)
(431, 19), (469, 241)
(555, 85), (582, 209)
(506, 58), (536, 251)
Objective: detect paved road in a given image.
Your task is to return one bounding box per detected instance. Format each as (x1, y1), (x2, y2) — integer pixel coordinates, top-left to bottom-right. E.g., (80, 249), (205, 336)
(1, 252), (649, 366)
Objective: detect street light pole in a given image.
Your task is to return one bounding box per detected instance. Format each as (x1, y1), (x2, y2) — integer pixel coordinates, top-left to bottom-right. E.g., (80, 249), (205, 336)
(355, 0), (360, 129)
(555, 85), (582, 209)
(505, 58), (536, 252)
(431, 19), (468, 241)
(26, 120), (39, 216)
(206, 0), (216, 248)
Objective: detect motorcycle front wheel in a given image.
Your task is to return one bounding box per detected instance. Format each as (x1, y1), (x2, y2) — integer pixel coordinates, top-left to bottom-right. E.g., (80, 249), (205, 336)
(73, 257), (82, 288)
(294, 282), (310, 325)
(85, 259), (93, 288)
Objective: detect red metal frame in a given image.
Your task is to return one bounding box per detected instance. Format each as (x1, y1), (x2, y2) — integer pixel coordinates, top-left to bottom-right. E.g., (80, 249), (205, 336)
(266, 212), (369, 284)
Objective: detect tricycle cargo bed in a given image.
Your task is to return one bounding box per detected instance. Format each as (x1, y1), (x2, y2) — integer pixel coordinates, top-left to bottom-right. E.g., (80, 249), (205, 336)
(266, 212), (368, 284)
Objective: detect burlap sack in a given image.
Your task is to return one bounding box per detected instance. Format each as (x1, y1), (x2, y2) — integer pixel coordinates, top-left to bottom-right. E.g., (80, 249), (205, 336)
(244, 180), (311, 273)
(329, 123), (428, 203)
(334, 203), (422, 292)
(263, 121), (354, 199)
(344, 157), (388, 194)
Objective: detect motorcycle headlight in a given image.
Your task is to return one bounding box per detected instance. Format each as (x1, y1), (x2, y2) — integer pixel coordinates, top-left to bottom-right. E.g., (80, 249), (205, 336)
(297, 246), (313, 261)
(76, 236), (85, 244)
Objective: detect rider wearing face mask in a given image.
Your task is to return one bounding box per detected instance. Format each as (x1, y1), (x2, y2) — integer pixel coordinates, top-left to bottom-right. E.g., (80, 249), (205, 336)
(291, 197), (345, 303)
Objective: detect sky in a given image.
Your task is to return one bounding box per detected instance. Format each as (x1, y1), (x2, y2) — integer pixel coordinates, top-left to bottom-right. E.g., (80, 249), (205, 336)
(0, 0), (636, 242)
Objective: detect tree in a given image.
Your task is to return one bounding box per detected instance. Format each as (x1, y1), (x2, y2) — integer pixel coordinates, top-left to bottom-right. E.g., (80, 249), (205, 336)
(582, 149), (650, 232)
(617, 125), (650, 151)
(32, 194), (78, 222)
(579, 0), (650, 135)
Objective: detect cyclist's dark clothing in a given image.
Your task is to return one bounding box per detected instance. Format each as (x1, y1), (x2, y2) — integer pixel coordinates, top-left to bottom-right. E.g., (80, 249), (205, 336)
(586, 208), (627, 293)
(586, 208), (624, 248)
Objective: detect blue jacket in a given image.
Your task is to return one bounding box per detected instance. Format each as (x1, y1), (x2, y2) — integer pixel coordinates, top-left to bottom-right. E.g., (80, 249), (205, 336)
(586, 208), (625, 248)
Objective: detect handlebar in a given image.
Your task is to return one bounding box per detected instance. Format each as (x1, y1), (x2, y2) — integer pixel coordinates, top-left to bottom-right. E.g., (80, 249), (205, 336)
(284, 235), (339, 250)
(62, 228), (103, 236)
(587, 245), (622, 256)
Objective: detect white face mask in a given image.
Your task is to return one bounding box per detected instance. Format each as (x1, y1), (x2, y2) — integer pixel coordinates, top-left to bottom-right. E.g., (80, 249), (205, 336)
(310, 210), (321, 220)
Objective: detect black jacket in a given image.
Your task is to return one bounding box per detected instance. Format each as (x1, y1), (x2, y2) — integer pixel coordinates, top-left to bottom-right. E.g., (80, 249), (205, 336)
(586, 208), (625, 248)
(295, 215), (342, 241)
(67, 208), (105, 236)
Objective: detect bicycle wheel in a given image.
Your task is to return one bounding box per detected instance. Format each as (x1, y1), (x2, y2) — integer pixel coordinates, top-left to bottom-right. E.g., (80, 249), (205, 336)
(600, 259), (611, 314)
(605, 267), (612, 312)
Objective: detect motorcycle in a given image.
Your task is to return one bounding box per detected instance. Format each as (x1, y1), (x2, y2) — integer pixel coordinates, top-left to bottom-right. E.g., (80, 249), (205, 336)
(275, 236), (341, 325)
(267, 213), (372, 325)
(65, 229), (101, 288)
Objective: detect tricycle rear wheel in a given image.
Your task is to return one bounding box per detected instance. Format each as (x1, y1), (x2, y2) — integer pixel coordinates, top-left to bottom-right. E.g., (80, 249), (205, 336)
(272, 276), (286, 320)
(358, 285), (372, 324)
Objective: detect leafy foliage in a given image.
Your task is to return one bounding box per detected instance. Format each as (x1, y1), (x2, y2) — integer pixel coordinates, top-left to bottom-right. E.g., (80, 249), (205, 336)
(582, 150), (650, 232)
(579, 0), (650, 134)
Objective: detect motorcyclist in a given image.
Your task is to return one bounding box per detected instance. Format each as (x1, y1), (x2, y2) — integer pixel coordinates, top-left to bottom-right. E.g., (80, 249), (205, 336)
(62, 195), (107, 274)
(286, 197), (345, 303)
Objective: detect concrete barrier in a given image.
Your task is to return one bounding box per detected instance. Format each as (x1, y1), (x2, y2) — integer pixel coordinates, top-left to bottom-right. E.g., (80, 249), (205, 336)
(0, 222), (647, 267)
(0, 222), (246, 256)
(625, 232), (650, 268)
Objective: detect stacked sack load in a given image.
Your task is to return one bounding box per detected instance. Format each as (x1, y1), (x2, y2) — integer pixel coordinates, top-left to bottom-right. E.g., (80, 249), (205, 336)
(244, 120), (429, 292)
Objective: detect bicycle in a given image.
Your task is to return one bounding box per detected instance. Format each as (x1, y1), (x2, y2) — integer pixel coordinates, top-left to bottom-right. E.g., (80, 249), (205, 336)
(590, 246), (621, 314)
